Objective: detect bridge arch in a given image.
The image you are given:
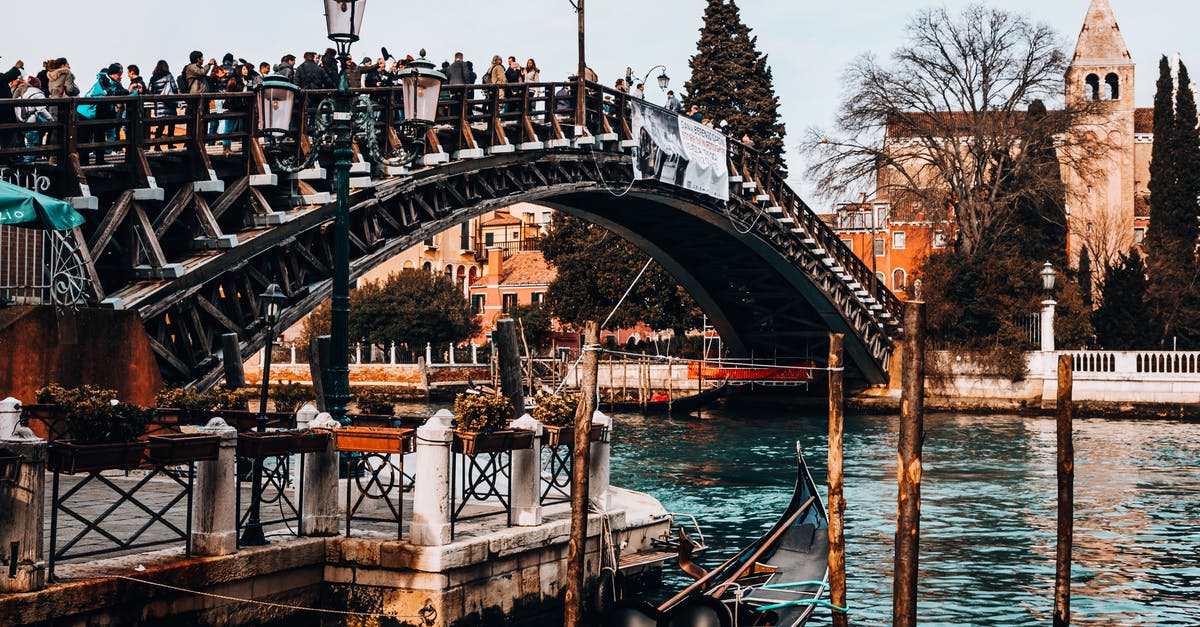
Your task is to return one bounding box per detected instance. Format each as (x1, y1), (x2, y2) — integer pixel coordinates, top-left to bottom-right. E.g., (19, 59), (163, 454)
(0, 81), (900, 387)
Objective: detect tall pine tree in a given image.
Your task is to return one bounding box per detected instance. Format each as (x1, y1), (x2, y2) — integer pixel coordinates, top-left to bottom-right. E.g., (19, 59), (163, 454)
(1078, 246), (1093, 311)
(684, 0), (787, 167)
(1095, 250), (1152, 349)
(1146, 57), (1200, 347)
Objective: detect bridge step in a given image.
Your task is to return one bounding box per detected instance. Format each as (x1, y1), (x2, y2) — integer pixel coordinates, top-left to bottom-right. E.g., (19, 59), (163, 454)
(765, 206), (783, 215)
(251, 212), (289, 226)
(487, 144), (516, 155)
(810, 248), (826, 255)
(422, 153), (451, 166)
(518, 142), (545, 152)
(755, 194), (771, 203)
(190, 235), (238, 250)
(249, 173), (278, 187)
(349, 177), (374, 190)
(194, 179), (225, 194)
(729, 175), (744, 183)
(619, 139), (639, 150)
(452, 148), (486, 159)
(383, 165), (408, 177)
(285, 193), (331, 207)
(778, 217), (795, 225)
(741, 182), (758, 191)
(547, 138), (572, 149)
(135, 263), (184, 280)
(132, 187), (165, 202)
(290, 167), (327, 181)
(573, 136), (596, 148)
(68, 196), (99, 211)
(597, 133), (619, 143)
(350, 161), (371, 174)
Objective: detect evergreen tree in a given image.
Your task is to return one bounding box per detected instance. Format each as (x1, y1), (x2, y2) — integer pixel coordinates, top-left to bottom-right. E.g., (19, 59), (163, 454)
(1146, 57), (1200, 347)
(1095, 250), (1152, 349)
(1006, 100), (1069, 269)
(1078, 246), (1093, 311)
(684, 0), (787, 167)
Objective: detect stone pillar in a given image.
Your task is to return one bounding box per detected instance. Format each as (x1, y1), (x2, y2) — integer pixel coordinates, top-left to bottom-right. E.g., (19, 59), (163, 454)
(0, 424), (47, 593)
(390, 342), (397, 365)
(471, 343), (478, 365)
(0, 397), (21, 440)
(411, 409), (454, 546)
(191, 418), (239, 557)
(426, 342), (433, 365)
(589, 410), (613, 512)
(510, 413), (543, 526)
(301, 413), (341, 536)
(449, 342), (456, 365)
(293, 404), (319, 500)
(1041, 299), (1057, 353)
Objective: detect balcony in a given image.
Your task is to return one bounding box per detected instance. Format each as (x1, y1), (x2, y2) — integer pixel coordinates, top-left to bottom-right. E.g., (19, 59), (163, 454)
(474, 238), (542, 261)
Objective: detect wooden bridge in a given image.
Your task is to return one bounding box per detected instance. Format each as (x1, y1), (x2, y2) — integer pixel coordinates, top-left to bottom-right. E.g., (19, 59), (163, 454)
(0, 81), (902, 385)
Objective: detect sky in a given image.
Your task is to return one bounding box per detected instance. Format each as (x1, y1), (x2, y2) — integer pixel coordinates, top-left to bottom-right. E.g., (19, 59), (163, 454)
(6, 0), (1198, 205)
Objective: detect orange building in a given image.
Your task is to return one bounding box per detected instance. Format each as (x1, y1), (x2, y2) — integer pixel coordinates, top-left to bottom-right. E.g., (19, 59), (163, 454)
(469, 248), (552, 336)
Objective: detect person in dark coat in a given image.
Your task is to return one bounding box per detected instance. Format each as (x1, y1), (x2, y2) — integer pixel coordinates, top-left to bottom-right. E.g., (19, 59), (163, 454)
(0, 59), (24, 155)
(296, 52), (333, 90)
(321, 48), (339, 87)
(446, 53), (467, 85)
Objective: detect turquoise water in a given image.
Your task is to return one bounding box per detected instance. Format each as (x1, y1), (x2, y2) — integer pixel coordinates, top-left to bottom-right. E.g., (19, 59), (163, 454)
(608, 405), (1200, 626)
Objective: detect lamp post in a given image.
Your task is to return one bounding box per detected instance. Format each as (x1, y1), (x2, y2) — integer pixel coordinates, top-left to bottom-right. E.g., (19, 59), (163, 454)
(1041, 262), (1058, 353)
(256, 0), (444, 425)
(624, 65), (671, 92)
(241, 282), (286, 546)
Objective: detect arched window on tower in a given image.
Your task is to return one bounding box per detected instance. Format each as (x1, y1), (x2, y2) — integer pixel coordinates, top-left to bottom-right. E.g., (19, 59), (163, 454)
(1105, 73), (1120, 100)
(1085, 74), (1100, 101)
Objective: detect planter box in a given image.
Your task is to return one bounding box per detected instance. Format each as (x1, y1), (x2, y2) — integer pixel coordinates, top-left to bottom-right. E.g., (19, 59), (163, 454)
(334, 426), (415, 454)
(237, 432), (295, 459)
(542, 424), (607, 449)
(146, 433), (220, 465)
(453, 428), (535, 456)
(50, 440), (145, 474)
(291, 430), (332, 454)
(214, 410), (295, 431)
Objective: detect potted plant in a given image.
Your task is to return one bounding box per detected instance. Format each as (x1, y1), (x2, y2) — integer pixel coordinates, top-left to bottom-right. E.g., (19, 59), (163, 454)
(236, 431), (296, 459)
(146, 433), (221, 465)
(451, 393), (533, 455)
(352, 388), (398, 417)
(532, 392), (606, 448)
(44, 386), (154, 473)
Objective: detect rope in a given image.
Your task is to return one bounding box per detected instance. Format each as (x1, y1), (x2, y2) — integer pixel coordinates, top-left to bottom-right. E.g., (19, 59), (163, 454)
(755, 598), (849, 613)
(112, 575), (432, 620)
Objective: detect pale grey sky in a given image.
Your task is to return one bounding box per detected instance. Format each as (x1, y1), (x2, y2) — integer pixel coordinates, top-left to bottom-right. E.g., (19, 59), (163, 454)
(6, 0), (1196, 203)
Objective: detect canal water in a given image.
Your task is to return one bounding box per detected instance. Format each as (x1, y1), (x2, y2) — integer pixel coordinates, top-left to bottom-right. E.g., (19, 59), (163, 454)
(608, 404), (1200, 626)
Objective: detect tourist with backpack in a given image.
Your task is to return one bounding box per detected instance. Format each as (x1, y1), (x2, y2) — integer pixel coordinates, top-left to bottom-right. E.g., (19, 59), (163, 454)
(77, 63), (129, 165)
(149, 60), (180, 149)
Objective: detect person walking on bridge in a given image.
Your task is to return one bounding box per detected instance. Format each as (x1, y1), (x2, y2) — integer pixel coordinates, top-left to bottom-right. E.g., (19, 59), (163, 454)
(77, 63), (129, 165)
(183, 51), (214, 94)
(296, 51), (332, 90)
(0, 59), (23, 155)
(446, 52), (468, 85)
(149, 60), (179, 148)
(273, 54), (296, 82)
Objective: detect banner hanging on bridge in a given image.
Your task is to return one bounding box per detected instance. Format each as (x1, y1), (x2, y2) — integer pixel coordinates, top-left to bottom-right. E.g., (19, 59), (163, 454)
(630, 101), (729, 202)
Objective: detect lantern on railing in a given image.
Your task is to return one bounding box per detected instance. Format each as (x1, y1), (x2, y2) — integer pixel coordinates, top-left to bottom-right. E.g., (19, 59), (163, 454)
(256, 78), (299, 135)
(399, 53), (447, 124)
(324, 0), (367, 44)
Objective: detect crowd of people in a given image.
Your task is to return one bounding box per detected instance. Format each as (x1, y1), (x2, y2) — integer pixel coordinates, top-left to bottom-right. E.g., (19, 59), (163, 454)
(1, 49), (729, 164)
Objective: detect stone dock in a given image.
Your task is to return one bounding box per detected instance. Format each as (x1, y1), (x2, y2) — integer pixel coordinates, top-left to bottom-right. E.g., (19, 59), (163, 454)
(0, 404), (674, 626)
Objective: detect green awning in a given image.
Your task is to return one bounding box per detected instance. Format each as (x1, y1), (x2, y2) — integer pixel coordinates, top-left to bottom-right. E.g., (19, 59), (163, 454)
(0, 180), (85, 231)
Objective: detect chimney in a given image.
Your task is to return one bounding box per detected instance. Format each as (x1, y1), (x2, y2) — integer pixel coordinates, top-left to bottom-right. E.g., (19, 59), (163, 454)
(487, 247), (503, 286)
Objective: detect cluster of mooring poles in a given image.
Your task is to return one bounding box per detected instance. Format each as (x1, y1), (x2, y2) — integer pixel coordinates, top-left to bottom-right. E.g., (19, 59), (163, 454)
(825, 301), (1076, 626)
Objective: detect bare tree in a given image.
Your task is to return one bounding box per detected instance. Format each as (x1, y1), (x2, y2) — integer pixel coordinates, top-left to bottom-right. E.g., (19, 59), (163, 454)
(803, 4), (1102, 257)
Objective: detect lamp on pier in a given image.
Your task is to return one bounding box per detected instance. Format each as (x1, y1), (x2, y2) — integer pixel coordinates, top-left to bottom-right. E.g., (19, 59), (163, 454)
(1040, 262), (1057, 353)
(255, 0), (438, 426)
(242, 282), (288, 547)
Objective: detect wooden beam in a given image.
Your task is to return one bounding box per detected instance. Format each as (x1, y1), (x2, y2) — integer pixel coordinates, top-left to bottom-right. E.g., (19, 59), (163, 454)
(131, 201), (168, 267)
(209, 176), (249, 218)
(153, 183), (196, 238)
(193, 194), (223, 238)
(195, 294), (242, 335)
(87, 191), (133, 260)
(146, 333), (192, 377)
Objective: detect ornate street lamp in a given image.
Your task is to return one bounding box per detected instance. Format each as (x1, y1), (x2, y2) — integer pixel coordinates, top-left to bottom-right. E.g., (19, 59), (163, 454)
(625, 65), (670, 92)
(242, 282), (287, 546)
(1041, 262), (1058, 293)
(256, 0), (444, 425)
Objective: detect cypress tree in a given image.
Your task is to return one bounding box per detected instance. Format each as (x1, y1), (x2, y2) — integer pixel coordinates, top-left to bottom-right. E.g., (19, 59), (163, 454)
(1094, 250), (1152, 349)
(684, 0), (787, 167)
(1078, 246), (1093, 311)
(1146, 56), (1183, 346)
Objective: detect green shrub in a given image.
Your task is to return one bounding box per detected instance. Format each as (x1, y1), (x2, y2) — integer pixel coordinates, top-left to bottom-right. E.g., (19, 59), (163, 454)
(353, 388), (397, 415)
(531, 392), (578, 427)
(453, 393), (513, 434)
(270, 383), (314, 413)
(36, 383), (150, 443)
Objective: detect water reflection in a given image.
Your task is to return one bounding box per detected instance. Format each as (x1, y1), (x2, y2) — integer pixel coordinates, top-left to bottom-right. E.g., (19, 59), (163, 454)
(610, 407), (1200, 626)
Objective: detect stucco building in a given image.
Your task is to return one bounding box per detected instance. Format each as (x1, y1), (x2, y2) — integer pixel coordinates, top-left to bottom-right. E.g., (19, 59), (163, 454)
(827, 0), (1154, 297)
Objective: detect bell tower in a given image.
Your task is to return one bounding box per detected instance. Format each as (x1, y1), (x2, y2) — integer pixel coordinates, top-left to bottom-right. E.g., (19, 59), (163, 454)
(1066, 0), (1135, 110)
(1064, 0), (1138, 269)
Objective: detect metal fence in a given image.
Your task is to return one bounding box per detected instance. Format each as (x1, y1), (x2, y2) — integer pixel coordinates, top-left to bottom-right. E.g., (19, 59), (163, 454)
(0, 225), (89, 306)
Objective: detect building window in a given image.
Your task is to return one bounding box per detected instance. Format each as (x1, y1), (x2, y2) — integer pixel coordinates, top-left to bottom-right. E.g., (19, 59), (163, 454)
(541, 212), (551, 224)
(471, 295), (486, 314)
(1085, 73), (1100, 101)
(873, 238), (885, 257)
(511, 231), (520, 239)
(1106, 73), (1120, 100)
(875, 271), (886, 284)
(502, 293), (518, 314)
(892, 231), (906, 249)
(1134, 227), (1146, 245)
(445, 265), (455, 276)
(893, 268), (907, 291)
(422, 261), (432, 272)
(485, 232), (495, 247)
(933, 230), (947, 249)
(460, 223), (470, 250)
(531, 292), (544, 305)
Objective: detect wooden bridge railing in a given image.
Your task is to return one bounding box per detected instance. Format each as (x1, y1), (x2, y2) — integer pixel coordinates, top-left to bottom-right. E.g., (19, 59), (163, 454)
(0, 81), (896, 320)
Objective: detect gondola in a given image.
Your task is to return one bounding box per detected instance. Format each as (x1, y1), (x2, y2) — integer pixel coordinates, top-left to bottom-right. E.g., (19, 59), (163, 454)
(602, 381), (729, 415)
(603, 443), (830, 627)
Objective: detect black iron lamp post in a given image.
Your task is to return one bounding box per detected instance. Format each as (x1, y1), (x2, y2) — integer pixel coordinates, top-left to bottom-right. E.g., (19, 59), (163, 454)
(255, 0), (444, 426)
(241, 282), (287, 546)
(624, 65), (670, 91)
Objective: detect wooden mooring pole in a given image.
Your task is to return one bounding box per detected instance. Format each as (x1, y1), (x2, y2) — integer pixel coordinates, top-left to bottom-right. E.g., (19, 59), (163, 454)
(893, 301), (925, 627)
(565, 321), (599, 627)
(494, 318), (525, 420)
(827, 333), (848, 627)
(1054, 354), (1075, 627)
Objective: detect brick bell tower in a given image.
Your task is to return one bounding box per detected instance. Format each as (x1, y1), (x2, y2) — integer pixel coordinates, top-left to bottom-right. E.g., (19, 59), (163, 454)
(1064, 0), (1138, 266)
